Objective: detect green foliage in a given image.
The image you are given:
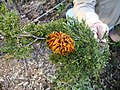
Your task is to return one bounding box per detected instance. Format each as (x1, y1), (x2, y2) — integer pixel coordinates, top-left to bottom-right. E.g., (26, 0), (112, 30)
(0, 4), (66, 59)
(0, 5), (110, 89)
(0, 5), (17, 56)
(50, 19), (110, 89)
(0, 4), (32, 59)
(0, 4), (6, 14)
(56, 3), (67, 14)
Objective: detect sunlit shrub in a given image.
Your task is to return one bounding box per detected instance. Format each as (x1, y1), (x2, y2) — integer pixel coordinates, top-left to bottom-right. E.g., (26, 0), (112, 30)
(0, 4), (110, 89)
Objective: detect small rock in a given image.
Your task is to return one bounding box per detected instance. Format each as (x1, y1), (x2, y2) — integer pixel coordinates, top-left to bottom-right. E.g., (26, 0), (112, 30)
(46, 87), (52, 90)
(30, 1), (34, 5)
(19, 75), (25, 80)
(39, 62), (44, 68)
(0, 34), (4, 40)
(21, 14), (26, 19)
(39, 10), (44, 15)
(0, 77), (4, 82)
(18, 82), (24, 86)
(23, 82), (29, 86)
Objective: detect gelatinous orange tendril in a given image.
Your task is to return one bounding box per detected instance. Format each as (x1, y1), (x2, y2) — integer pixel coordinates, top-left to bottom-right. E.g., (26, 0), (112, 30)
(47, 31), (75, 55)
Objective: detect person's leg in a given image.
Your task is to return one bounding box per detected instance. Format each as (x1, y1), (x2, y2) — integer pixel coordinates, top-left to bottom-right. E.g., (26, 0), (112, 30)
(109, 24), (120, 42)
(66, 8), (76, 19)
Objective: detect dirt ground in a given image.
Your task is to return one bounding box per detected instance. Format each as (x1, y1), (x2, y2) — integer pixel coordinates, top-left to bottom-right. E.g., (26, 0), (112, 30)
(0, 0), (120, 90)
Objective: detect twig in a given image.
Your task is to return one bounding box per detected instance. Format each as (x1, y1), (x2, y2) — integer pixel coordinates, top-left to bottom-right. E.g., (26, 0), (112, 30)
(31, 0), (66, 23)
(25, 35), (46, 47)
(18, 32), (46, 46)
(26, 38), (38, 46)
(32, 35), (46, 40)
(18, 32), (46, 40)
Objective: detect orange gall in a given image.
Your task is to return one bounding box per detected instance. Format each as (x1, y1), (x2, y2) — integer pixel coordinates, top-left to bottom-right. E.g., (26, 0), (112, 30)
(47, 31), (75, 55)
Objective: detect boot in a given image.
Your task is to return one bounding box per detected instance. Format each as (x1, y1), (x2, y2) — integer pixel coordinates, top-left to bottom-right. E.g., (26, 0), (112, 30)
(109, 24), (120, 42)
